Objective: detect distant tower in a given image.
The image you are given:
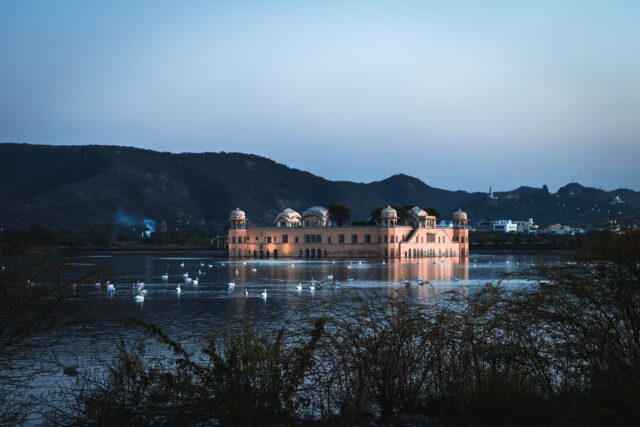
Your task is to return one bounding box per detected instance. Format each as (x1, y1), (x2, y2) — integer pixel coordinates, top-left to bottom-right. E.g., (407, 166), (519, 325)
(488, 186), (497, 200)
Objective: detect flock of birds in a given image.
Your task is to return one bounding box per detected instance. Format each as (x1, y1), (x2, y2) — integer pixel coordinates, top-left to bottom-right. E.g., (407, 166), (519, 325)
(81, 257), (503, 305)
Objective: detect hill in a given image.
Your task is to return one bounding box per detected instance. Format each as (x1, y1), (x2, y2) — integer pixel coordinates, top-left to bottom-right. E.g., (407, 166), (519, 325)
(0, 143), (638, 230)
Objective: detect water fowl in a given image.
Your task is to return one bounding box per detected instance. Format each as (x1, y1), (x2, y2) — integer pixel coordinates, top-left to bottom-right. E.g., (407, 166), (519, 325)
(245, 288), (249, 297)
(228, 281), (235, 289)
(296, 283), (302, 291)
(326, 274), (334, 281)
(95, 282), (101, 288)
(309, 284), (316, 291)
(161, 273), (169, 281)
(134, 294), (144, 303)
(208, 264), (213, 268)
(183, 272), (189, 279)
(180, 262), (185, 268)
(260, 289), (268, 299)
(234, 269), (239, 276)
(193, 278), (199, 286)
(107, 283), (115, 292)
(251, 267), (257, 272)
(200, 262), (204, 267)
(176, 285), (181, 294)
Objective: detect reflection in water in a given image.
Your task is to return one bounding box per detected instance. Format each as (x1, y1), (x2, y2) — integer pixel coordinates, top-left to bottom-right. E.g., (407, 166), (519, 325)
(14, 251), (561, 415)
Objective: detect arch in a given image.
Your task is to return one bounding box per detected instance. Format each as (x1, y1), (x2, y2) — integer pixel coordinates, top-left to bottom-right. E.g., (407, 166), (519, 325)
(323, 250), (328, 258)
(305, 249), (310, 258)
(266, 250), (270, 258)
(259, 250), (264, 258)
(274, 249), (278, 258)
(253, 250), (257, 258)
(311, 248), (316, 258)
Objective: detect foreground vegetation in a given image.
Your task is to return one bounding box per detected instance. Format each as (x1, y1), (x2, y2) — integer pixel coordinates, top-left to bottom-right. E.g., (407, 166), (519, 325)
(1, 230), (639, 425)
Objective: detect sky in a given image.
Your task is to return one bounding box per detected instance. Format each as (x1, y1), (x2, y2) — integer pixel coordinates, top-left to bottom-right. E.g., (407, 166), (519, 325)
(1, 0), (639, 192)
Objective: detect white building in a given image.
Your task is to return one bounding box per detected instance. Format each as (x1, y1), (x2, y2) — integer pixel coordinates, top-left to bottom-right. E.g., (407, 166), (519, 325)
(492, 220), (518, 233)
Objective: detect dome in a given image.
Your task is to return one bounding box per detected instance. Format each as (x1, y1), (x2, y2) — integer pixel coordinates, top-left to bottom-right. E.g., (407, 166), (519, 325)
(302, 206), (329, 218)
(453, 209), (468, 221)
(274, 208), (301, 224)
(380, 205), (398, 219)
(408, 207), (428, 218)
(229, 208), (246, 221)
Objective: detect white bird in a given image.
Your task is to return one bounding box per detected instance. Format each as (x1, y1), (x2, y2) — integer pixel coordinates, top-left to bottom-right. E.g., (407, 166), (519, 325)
(221, 263), (226, 266)
(193, 278), (199, 286)
(245, 288), (249, 297)
(200, 262), (204, 267)
(309, 284), (316, 291)
(228, 281), (235, 289)
(359, 261), (362, 265)
(134, 294), (144, 303)
(180, 262), (185, 268)
(95, 282), (102, 288)
(291, 264), (295, 268)
(296, 283), (302, 291)
(183, 272), (189, 279)
(176, 285), (181, 294)
(242, 262), (247, 266)
(326, 274), (334, 281)
(185, 277), (193, 284)
(347, 265), (352, 269)
(107, 283), (115, 292)
(198, 269), (202, 275)
(161, 273), (169, 281)
(208, 264), (213, 268)
(251, 268), (257, 272)
(260, 289), (268, 299)
(234, 269), (239, 276)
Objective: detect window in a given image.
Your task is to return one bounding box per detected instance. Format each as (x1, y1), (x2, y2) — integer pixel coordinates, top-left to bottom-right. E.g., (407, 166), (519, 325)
(351, 234), (358, 244)
(364, 234), (371, 243)
(266, 236), (272, 243)
(384, 236), (388, 243)
(295, 236), (299, 243)
(304, 234), (322, 244)
(231, 237), (236, 243)
(338, 234), (345, 244)
(282, 234), (288, 243)
(328, 236), (332, 244)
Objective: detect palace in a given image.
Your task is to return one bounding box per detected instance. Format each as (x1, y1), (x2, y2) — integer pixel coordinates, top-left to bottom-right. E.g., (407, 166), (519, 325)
(228, 206), (469, 259)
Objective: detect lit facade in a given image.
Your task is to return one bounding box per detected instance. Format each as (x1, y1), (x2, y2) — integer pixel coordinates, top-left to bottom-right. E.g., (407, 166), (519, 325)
(228, 206), (469, 259)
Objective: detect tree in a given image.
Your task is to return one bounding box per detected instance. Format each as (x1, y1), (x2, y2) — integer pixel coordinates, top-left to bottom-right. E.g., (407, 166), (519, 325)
(328, 204), (351, 226)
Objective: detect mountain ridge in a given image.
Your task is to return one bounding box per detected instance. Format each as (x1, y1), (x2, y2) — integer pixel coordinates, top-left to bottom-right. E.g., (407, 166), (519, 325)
(0, 143), (638, 230)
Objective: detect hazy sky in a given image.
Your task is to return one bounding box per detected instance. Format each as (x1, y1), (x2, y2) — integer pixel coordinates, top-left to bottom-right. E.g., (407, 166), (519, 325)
(1, 1), (639, 191)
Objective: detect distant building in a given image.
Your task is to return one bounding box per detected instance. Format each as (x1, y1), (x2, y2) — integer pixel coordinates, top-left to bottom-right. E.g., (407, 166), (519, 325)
(228, 206), (470, 258)
(492, 220), (518, 233)
(611, 195), (625, 205)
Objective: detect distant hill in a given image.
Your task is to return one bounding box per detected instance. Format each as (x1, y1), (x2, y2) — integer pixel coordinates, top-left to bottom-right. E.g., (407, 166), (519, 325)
(0, 143), (638, 230)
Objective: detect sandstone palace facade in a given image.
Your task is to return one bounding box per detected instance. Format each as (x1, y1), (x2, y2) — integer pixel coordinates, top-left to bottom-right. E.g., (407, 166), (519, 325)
(227, 206), (469, 259)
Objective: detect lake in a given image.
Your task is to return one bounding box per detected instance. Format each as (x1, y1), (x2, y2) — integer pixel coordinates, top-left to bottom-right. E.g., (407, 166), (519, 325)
(9, 250), (565, 422)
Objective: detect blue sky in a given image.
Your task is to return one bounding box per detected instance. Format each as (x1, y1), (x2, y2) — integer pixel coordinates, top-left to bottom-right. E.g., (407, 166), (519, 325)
(1, 1), (639, 191)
